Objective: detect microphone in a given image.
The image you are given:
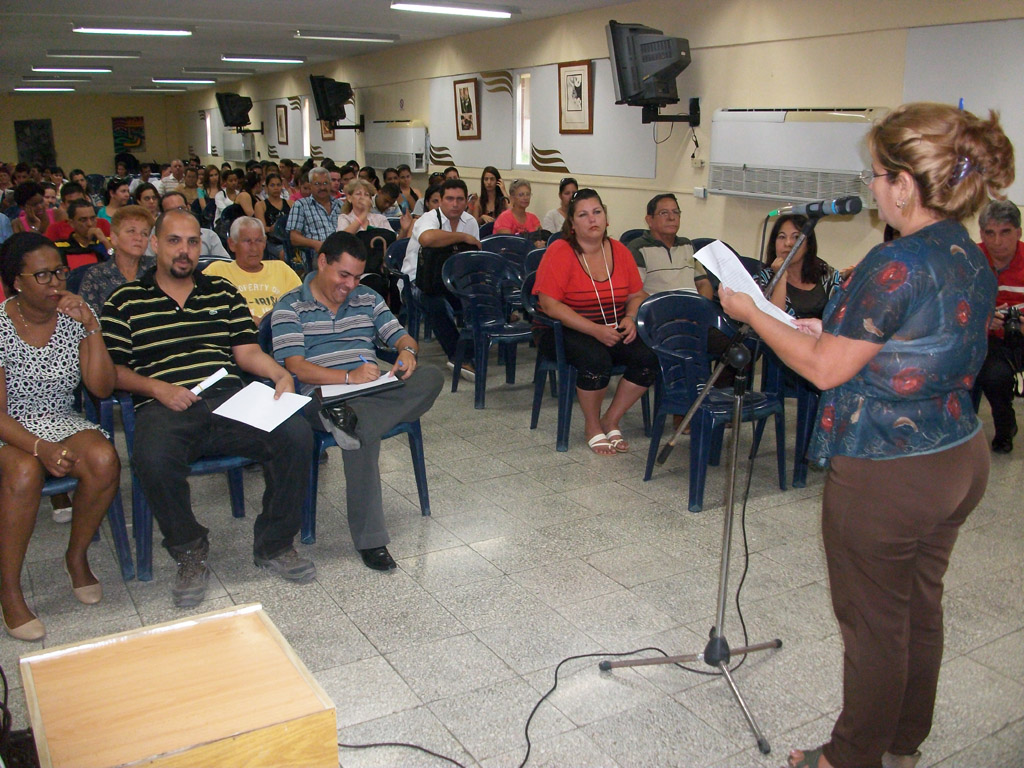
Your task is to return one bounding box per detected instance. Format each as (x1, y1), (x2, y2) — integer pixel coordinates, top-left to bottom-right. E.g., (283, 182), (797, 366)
(769, 196), (863, 218)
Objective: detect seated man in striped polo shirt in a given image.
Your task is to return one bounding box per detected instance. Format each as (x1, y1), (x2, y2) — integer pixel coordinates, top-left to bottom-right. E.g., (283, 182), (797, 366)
(102, 207), (315, 608)
(271, 231), (443, 572)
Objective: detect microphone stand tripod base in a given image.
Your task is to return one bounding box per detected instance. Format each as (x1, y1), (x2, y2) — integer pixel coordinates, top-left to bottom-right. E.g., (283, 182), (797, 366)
(599, 360), (782, 756)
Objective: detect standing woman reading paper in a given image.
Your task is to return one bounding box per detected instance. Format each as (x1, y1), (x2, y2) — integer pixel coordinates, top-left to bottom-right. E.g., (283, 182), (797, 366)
(720, 102), (1013, 768)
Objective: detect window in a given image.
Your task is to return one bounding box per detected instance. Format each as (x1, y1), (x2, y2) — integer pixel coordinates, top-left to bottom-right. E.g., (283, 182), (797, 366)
(205, 112), (213, 156)
(302, 97), (311, 157)
(514, 72), (531, 168)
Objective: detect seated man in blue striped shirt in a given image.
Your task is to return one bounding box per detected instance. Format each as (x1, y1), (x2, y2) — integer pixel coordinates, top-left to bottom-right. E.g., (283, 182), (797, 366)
(271, 231), (443, 571)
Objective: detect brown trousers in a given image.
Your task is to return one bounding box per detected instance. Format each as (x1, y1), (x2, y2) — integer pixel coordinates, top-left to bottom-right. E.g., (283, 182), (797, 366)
(820, 431), (989, 768)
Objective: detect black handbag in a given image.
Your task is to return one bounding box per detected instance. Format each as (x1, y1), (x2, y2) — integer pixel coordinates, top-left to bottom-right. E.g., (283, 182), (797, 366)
(415, 209), (474, 295)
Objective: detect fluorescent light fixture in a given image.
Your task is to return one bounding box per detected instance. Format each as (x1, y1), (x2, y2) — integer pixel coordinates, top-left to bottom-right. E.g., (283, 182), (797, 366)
(221, 54), (306, 64)
(73, 26), (192, 37)
(182, 67), (255, 76)
(15, 87), (76, 92)
(47, 49), (141, 59)
(130, 86), (187, 93)
(294, 29), (398, 43)
(23, 75), (92, 83)
(152, 78), (216, 84)
(390, 2), (513, 19)
(32, 66), (111, 73)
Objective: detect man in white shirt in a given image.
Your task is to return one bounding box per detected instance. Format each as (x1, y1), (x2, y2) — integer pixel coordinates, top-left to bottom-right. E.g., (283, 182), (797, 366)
(402, 178), (481, 367)
(145, 191), (231, 259)
(159, 158), (186, 195)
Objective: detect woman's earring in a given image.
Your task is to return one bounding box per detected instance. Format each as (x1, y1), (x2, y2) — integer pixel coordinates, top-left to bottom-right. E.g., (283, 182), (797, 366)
(896, 199), (906, 209)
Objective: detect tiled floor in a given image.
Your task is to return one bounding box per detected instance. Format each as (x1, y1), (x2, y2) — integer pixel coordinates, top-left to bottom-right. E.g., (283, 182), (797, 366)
(4, 342), (1024, 767)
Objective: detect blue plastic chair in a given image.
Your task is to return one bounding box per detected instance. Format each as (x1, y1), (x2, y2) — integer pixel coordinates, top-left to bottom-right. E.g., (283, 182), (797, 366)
(32, 396), (136, 581)
(386, 236), (432, 341)
(636, 291), (787, 512)
(523, 272), (651, 451)
(761, 348), (820, 488)
(478, 221), (494, 239)
(620, 228), (645, 245)
(525, 247), (546, 275)
(546, 232), (564, 247)
(481, 234), (533, 275)
(442, 252), (533, 409)
(257, 315), (430, 544)
(115, 392), (252, 582)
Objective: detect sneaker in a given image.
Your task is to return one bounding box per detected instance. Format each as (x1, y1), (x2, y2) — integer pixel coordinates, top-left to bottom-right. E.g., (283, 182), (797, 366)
(170, 539), (210, 608)
(51, 506), (73, 524)
(255, 548), (316, 583)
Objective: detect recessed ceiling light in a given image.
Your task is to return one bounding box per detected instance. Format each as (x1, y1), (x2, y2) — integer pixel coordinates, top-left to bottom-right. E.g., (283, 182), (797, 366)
(47, 49), (141, 59)
(294, 29), (399, 43)
(73, 26), (192, 37)
(23, 75), (92, 83)
(130, 86), (187, 93)
(152, 78), (216, 84)
(32, 66), (112, 74)
(390, 2), (513, 19)
(221, 54), (306, 64)
(182, 67), (256, 76)
(15, 87), (76, 92)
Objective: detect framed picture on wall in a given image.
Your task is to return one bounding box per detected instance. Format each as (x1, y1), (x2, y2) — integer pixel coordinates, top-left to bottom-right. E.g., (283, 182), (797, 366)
(320, 121), (335, 142)
(276, 104), (288, 145)
(558, 60), (594, 135)
(453, 77), (481, 140)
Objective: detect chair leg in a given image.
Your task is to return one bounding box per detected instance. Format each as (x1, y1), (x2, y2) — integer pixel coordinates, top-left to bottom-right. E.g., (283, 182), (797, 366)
(227, 468), (246, 518)
(105, 490), (136, 581)
(131, 473), (153, 582)
(451, 336), (468, 393)
(504, 342), (517, 384)
(302, 441), (323, 545)
(406, 421), (430, 516)
(474, 338), (490, 410)
(774, 410), (787, 491)
(644, 411), (668, 481)
(531, 361), (546, 430)
(555, 366), (576, 452)
(689, 415), (717, 513)
(793, 391), (818, 488)
(640, 389), (652, 437)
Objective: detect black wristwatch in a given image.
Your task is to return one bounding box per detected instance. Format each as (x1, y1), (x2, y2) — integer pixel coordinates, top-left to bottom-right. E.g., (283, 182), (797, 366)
(401, 346), (418, 358)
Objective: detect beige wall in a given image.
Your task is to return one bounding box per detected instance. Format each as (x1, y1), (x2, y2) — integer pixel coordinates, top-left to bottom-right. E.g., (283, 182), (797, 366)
(7, 0), (1024, 264)
(0, 94), (177, 175)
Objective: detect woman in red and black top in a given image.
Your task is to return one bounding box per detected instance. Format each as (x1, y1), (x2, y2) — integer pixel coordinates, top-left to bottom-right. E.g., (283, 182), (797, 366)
(533, 188), (657, 455)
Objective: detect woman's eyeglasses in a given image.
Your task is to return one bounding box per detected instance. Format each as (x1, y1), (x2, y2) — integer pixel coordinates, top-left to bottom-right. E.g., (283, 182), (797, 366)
(21, 267), (70, 285)
(858, 169), (888, 186)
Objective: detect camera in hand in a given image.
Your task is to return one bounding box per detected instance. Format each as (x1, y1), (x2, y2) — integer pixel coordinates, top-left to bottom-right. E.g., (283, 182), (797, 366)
(1004, 306), (1022, 338)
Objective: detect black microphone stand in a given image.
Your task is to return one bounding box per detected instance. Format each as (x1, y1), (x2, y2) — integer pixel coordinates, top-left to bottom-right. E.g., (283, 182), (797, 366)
(598, 216), (820, 755)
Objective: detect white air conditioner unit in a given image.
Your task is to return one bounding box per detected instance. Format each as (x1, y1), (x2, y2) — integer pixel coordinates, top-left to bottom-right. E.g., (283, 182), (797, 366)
(708, 107), (887, 204)
(364, 121), (428, 173)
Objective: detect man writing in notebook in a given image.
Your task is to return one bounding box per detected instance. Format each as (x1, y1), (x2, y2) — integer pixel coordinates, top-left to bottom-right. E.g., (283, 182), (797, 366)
(102, 207), (315, 608)
(271, 231), (443, 571)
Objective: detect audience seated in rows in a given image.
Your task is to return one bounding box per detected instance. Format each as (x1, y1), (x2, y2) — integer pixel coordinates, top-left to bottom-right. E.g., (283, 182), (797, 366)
(146, 191), (229, 259)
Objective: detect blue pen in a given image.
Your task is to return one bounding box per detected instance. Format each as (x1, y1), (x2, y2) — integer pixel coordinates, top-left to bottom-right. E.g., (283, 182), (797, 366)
(358, 354), (373, 365)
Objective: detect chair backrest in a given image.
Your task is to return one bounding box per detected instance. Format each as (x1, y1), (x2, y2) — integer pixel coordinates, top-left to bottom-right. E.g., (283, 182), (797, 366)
(525, 247), (546, 275)
(689, 239), (762, 291)
(85, 174), (106, 196)
(546, 231), (564, 246)
(478, 220), (494, 239)
(481, 234), (532, 261)
(636, 291), (735, 402)
(256, 311), (274, 354)
(620, 228), (645, 246)
(522, 271), (539, 314)
(386, 216), (402, 231)
(442, 251), (520, 327)
(386, 237), (411, 273)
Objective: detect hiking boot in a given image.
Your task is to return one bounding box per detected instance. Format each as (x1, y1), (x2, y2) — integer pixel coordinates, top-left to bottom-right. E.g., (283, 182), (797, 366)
(170, 538), (210, 608)
(254, 547), (317, 583)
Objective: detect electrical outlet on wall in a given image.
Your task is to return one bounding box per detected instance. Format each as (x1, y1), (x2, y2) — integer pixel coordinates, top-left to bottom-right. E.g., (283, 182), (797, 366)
(691, 157), (705, 169)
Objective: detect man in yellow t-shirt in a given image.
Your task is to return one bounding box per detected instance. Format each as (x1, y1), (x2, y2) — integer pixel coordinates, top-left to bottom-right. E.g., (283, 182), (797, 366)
(204, 216), (301, 321)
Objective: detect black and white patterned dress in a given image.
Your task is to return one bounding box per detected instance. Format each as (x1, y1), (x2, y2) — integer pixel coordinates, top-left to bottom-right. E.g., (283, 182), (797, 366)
(0, 299), (100, 445)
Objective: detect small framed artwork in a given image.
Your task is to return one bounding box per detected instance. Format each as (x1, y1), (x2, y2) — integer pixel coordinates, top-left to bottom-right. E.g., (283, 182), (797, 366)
(453, 77), (481, 140)
(558, 60), (594, 135)
(276, 104), (288, 145)
(320, 121), (335, 142)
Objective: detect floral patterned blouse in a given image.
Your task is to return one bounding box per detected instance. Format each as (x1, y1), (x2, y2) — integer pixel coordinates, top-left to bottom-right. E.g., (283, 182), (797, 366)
(808, 218), (996, 464)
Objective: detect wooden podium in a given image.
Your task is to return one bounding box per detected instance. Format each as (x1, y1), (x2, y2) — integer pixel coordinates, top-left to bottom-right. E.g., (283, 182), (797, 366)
(19, 604), (337, 768)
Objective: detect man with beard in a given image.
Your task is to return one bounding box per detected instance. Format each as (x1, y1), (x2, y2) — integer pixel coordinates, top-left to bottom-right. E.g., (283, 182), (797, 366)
(102, 208), (314, 608)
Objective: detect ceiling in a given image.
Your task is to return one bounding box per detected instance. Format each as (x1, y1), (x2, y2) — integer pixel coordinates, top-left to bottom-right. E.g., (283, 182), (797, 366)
(2, 0), (625, 95)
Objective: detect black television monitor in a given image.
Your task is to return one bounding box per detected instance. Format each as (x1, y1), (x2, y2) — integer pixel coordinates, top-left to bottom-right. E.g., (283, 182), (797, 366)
(310, 75), (354, 126)
(215, 92), (253, 128)
(606, 20), (691, 108)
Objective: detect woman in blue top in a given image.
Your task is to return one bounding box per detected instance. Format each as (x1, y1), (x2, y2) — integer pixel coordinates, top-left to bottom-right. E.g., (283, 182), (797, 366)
(721, 103), (1013, 768)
